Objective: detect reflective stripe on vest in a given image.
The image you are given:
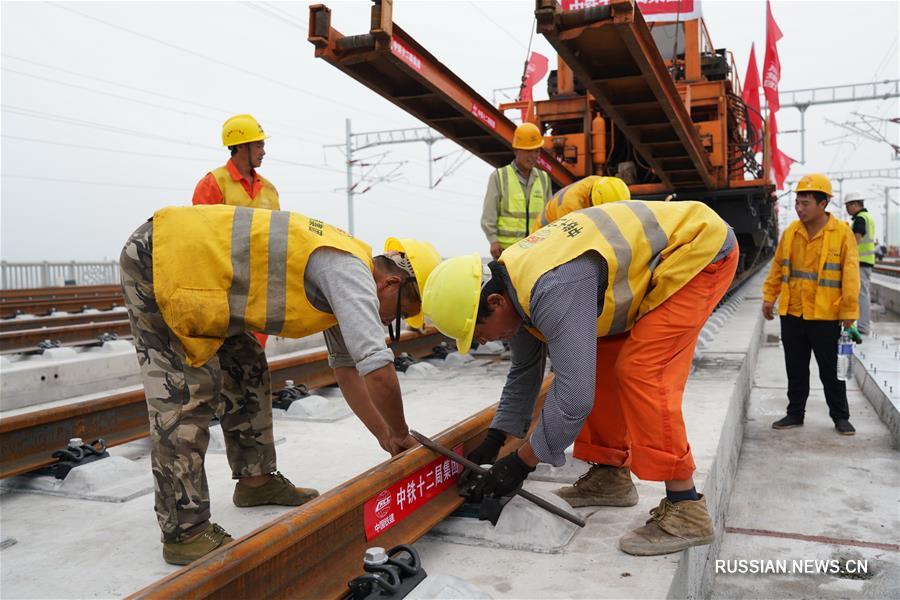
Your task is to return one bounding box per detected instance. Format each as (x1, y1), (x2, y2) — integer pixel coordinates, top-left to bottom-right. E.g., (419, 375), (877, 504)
(212, 167), (280, 210)
(857, 211), (875, 265)
(500, 200), (728, 337)
(152, 205), (372, 367)
(496, 165), (548, 248)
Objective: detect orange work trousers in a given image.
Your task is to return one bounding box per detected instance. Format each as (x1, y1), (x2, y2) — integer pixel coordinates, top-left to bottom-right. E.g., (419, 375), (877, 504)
(573, 246), (739, 481)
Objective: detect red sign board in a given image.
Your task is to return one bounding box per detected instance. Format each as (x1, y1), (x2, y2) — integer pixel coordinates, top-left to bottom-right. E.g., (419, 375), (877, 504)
(390, 37), (423, 72)
(470, 102), (497, 131)
(560, 0), (701, 22)
(363, 445), (464, 540)
(536, 155), (554, 173)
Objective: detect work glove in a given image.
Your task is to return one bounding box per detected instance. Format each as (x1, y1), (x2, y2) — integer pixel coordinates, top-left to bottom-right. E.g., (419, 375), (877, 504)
(482, 451), (535, 499)
(467, 428), (506, 466)
(458, 429), (507, 501)
(846, 325), (863, 344)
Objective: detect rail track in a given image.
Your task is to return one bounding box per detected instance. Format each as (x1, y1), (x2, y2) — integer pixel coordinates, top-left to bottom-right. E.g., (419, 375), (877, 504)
(874, 264), (900, 278)
(0, 318), (133, 354)
(0, 328), (448, 479)
(127, 377), (551, 600)
(1, 285), (124, 318)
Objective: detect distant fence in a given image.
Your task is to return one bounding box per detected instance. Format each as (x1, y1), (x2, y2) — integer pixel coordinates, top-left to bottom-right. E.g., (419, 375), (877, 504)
(1, 261), (120, 289)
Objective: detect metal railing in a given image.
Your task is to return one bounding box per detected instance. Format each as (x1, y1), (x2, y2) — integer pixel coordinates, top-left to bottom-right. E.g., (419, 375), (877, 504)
(1, 261), (120, 289)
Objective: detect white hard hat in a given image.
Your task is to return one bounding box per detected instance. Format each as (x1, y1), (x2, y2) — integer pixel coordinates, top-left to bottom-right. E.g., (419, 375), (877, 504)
(843, 192), (866, 204)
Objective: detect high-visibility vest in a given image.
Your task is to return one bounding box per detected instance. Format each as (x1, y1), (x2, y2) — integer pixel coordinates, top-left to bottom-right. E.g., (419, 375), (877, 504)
(856, 210), (875, 266)
(212, 166), (280, 210)
(496, 164), (549, 249)
(152, 205), (372, 367)
(500, 200), (728, 338)
(774, 217), (858, 320)
(532, 176), (600, 233)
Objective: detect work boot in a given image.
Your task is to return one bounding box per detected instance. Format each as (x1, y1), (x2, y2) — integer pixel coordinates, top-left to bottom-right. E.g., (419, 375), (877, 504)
(835, 419), (856, 435)
(233, 471), (319, 507)
(772, 414), (804, 429)
(618, 495), (715, 556)
(554, 464), (638, 508)
(162, 523), (232, 566)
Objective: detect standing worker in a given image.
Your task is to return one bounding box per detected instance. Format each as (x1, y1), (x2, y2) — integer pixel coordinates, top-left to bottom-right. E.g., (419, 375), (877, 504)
(193, 114), (280, 209)
(844, 192), (876, 335)
(193, 114), (280, 347)
(762, 173), (859, 435)
(120, 205), (440, 565)
(425, 200), (738, 555)
(481, 122), (551, 259)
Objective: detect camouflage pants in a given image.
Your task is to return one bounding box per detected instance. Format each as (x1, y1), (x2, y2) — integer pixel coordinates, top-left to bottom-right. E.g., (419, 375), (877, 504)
(120, 221), (277, 543)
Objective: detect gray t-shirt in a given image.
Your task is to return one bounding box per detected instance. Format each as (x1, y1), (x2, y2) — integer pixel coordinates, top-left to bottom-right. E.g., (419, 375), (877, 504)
(304, 248), (394, 376)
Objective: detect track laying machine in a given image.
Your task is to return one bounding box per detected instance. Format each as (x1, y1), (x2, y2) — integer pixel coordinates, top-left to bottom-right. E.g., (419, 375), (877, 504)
(308, 0), (776, 278)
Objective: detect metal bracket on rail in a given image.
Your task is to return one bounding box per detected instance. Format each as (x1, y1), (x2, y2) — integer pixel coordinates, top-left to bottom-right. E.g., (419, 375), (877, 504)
(39, 437), (109, 479)
(272, 380), (310, 411)
(346, 544), (427, 600)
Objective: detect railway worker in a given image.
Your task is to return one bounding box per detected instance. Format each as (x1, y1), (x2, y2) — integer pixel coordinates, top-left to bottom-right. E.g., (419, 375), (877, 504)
(424, 199), (739, 556)
(193, 114), (280, 348)
(119, 205), (440, 565)
(763, 174), (859, 435)
(481, 122), (551, 260)
(531, 175), (631, 233)
(192, 114), (280, 210)
(843, 192), (876, 335)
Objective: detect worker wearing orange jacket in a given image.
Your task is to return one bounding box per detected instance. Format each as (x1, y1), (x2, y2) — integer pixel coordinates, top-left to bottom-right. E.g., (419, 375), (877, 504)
(762, 173), (859, 435)
(193, 114), (280, 346)
(424, 199), (738, 556)
(193, 114), (280, 209)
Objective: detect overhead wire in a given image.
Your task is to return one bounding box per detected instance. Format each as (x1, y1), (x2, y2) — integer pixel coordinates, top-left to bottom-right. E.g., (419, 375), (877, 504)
(1, 53), (340, 143)
(45, 1), (410, 127)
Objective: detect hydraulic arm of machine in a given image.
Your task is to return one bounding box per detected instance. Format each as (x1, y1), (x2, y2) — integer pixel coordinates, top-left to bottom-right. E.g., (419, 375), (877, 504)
(309, 0), (777, 271)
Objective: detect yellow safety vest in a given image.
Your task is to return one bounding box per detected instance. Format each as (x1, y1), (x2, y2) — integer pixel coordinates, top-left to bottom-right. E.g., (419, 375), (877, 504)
(496, 164), (549, 249)
(532, 176), (600, 233)
(500, 201), (728, 338)
(856, 210), (875, 266)
(152, 205), (373, 367)
(212, 166), (280, 210)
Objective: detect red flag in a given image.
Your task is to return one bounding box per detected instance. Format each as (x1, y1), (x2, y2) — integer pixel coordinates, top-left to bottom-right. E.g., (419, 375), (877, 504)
(762, 0), (783, 112)
(768, 111), (795, 189)
(519, 52), (549, 121)
(741, 43), (763, 152)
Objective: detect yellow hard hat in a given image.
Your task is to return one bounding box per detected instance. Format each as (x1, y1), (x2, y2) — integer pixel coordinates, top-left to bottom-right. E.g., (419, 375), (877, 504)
(795, 173), (833, 197)
(383, 238), (442, 329)
(423, 254), (482, 354)
(512, 122), (544, 150)
(222, 114), (269, 147)
(590, 176), (631, 205)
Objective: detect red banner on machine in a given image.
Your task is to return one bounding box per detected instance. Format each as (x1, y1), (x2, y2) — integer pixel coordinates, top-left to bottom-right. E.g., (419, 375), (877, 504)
(363, 445), (464, 540)
(561, 0), (702, 22)
(390, 37), (423, 73)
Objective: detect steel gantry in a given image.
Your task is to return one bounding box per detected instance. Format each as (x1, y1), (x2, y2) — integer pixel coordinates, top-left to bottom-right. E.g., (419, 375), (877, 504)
(308, 2), (577, 188)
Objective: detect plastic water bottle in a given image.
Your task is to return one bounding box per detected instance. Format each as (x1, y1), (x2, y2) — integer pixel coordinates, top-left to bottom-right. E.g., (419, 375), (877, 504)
(837, 330), (853, 381)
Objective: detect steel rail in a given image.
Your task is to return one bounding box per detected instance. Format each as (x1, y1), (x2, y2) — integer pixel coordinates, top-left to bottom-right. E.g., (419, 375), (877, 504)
(873, 264), (900, 278)
(0, 310), (127, 332)
(0, 329), (448, 479)
(0, 284), (122, 302)
(0, 319), (133, 354)
(0, 295), (124, 318)
(128, 376), (552, 600)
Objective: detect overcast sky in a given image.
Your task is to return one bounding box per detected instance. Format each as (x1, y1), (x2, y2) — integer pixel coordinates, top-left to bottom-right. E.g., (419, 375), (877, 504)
(1, 0), (898, 263)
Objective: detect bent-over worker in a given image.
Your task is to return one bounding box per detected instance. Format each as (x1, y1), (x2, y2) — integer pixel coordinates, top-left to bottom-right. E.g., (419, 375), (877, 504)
(120, 205), (440, 565)
(425, 200), (738, 556)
